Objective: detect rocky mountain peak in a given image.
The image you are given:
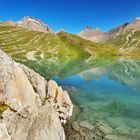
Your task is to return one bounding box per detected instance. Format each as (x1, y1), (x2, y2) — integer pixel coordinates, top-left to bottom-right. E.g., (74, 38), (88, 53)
(18, 16), (52, 33)
(132, 16), (140, 25)
(79, 16), (140, 43)
(79, 26), (103, 42)
(134, 16), (140, 21)
(85, 25), (92, 30)
(20, 16), (44, 25)
(84, 26), (101, 33)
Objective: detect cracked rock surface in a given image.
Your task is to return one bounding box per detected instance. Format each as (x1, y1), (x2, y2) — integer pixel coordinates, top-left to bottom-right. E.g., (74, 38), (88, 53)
(0, 49), (73, 140)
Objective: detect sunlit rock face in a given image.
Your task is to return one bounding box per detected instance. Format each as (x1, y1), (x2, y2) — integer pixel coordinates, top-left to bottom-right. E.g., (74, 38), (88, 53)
(0, 49), (40, 106)
(47, 80), (73, 123)
(0, 49), (73, 140)
(3, 104), (65, 140)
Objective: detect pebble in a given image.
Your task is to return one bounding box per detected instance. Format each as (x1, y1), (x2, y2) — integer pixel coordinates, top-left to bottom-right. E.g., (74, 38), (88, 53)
(71, 121), (80, 131)
(98, 124), (113, 134)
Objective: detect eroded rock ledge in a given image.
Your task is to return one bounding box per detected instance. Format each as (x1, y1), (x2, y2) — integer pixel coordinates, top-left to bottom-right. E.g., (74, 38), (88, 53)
(0, 49), (73, 140)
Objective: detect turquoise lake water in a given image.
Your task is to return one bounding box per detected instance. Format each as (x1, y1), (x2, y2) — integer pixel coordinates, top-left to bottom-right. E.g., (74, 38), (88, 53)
(53, 58), (140, 135)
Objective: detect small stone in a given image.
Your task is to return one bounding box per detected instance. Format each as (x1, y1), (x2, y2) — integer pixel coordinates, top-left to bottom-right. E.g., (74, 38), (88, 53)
(79, 128), (87, 137)
(79, 120), (94, 130)
(104, 134), (132, 140)
(72, 121), (80, 131)
(115, 126), (131, 135)
(89, 133), (96, 139)
(95, 129), (102, 137)
(73, 133), (81, 140)
(97, 122), (113, 134)
(68, 135), (74, 140)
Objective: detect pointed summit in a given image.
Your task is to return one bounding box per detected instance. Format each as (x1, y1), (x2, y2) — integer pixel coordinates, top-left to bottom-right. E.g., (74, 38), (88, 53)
(132, 16), (140, 24)
(85, 25), (92, 30)
(79, 26), (103, 42)
(18, 16), (53, 33)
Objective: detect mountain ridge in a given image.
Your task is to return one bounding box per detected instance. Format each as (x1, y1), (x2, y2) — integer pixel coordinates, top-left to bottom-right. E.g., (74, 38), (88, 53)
(18, 16), (53, 33)
(79, 17), (140, 49)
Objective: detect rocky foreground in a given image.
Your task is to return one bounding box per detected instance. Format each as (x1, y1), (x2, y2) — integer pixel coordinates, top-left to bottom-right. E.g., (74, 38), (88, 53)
(65, 120), (138, 140)
(0, 49), (73, 140)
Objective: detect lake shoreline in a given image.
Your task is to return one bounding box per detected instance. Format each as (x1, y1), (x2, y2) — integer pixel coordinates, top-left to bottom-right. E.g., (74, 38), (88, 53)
(64, 104), (140, 140)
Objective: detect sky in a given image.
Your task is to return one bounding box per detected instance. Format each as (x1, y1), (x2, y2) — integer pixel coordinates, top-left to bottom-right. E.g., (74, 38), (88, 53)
(0, 0), (140, 33)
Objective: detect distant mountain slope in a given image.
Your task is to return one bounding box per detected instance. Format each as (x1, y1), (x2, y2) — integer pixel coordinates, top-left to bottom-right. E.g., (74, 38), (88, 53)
(0, 20), (118, 78)
(79, 17), (140, 50)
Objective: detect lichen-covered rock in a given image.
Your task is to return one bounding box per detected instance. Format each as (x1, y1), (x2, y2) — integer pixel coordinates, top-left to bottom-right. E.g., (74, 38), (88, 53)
(0, 49), (73, 140)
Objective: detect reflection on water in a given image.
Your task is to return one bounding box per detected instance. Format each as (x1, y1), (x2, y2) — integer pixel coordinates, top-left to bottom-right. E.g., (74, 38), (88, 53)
(53, 58), (140, 136)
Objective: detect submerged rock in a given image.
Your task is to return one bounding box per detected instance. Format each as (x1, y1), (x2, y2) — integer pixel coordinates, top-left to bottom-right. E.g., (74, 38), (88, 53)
(0, 49), (73, 140)
(95, 121), (114, 134)
(79, 120), (94, 130)
(71, 121), (80, 131)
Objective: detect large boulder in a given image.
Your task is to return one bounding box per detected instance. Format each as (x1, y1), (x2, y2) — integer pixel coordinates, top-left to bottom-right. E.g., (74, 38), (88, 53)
(0, 49), (73, 140)
(0, 50), (40, 107)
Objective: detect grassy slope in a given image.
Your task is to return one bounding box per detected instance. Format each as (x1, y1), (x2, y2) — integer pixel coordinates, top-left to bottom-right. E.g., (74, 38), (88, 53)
(0, 22), (120, 78)
(107, 28), (140, 52)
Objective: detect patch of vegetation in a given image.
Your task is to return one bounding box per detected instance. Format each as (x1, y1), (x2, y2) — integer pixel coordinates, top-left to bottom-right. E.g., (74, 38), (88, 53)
(0, 102), (9, 119)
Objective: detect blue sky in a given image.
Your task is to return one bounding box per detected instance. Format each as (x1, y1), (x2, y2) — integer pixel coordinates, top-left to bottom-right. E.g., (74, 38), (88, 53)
(0, 0), (140, 33)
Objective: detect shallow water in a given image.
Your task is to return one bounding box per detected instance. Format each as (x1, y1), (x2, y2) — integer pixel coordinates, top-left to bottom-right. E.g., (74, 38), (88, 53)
(53, 58), (140, 135)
